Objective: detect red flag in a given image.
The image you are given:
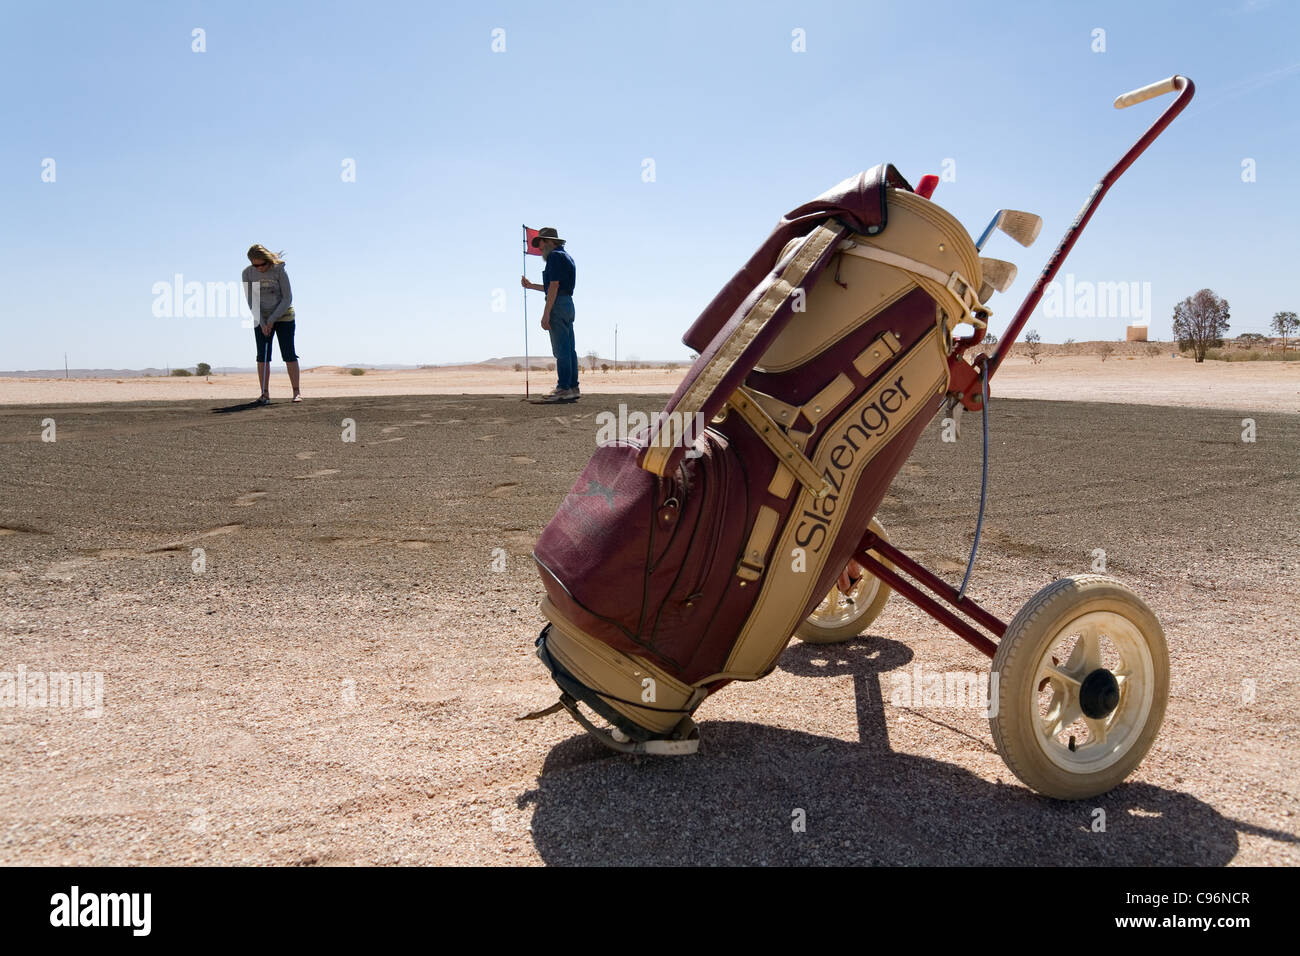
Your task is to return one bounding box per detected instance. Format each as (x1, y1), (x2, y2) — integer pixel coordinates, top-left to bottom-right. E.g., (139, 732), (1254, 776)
(524, 226), (543, 256)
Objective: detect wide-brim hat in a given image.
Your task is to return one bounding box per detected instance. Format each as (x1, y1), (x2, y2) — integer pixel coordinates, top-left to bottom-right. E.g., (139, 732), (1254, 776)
(531, 227), (564, 247)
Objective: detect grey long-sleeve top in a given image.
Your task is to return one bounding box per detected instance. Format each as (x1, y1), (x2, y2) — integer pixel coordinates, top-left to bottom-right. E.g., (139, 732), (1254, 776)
(241, 263), (295, 324)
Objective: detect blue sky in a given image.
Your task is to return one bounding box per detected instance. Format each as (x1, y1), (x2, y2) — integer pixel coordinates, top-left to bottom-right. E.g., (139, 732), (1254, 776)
(2, 0), (1296, 369)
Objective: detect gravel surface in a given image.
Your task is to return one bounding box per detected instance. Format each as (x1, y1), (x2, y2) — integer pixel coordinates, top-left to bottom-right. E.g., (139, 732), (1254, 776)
(0, 394), (1296, 865)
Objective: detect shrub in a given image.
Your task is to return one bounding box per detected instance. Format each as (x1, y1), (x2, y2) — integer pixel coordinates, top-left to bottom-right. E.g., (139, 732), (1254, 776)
(513, 363), (523, 372)
(349, 367), (365, 375)
(1024, 330), (1042, 364)
(170, 368), (192, 376)
(1098, 342), (1116, 362)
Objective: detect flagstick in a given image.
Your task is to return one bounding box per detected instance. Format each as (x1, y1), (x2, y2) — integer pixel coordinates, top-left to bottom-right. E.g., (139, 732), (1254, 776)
(521, 225), (530, 400)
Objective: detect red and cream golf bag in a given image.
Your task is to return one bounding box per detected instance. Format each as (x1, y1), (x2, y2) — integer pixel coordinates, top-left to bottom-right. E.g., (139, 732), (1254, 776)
(531, 164), (986, 752)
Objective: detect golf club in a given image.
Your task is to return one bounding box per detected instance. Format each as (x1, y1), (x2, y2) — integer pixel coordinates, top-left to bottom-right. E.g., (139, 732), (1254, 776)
(260, 328), (272, 403)
(979, 256), (1018, 295)
(974, 209), (1043, 252)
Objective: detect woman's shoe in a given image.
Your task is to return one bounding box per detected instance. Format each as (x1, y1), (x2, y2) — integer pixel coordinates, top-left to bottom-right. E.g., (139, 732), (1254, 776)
(292, 394), (302, 403)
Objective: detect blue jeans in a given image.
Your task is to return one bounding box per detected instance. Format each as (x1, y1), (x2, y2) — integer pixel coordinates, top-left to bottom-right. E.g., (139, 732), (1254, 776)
(548, 296), (578, 390)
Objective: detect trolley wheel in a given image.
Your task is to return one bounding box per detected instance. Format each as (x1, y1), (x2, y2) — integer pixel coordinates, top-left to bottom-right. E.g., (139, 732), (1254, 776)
(990, 574), (1169, 800)
(797, 518), (893, 644)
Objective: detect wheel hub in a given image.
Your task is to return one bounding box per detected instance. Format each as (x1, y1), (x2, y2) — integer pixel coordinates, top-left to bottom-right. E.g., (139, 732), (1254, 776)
(1079, 667), (1121, 719)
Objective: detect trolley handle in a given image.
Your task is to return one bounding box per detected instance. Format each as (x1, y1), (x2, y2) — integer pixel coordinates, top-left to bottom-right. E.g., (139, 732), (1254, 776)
(979, 74), (1195, 381)
(1114, 76), (1182, 109)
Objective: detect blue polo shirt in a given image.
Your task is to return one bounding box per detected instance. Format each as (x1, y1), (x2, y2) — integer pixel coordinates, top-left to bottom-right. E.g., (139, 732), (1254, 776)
(542, 246), (576, 296)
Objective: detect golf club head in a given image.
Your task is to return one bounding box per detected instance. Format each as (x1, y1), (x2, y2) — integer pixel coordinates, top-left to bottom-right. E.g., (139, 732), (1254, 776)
(998, 209), (1043, 248)
(980, 257), (1018, 294)
(974, 209), (1044, 251)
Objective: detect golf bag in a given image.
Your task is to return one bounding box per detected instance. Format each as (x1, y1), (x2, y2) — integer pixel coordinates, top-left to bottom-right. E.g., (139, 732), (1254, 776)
(533, 164), (984, 750)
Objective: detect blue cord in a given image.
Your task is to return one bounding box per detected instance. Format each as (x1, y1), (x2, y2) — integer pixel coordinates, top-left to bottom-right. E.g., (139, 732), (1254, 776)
(957, 362), (989, 601)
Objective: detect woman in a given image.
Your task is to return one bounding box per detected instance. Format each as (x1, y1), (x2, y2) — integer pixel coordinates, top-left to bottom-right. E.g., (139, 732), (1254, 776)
(242, 244), (301, 404)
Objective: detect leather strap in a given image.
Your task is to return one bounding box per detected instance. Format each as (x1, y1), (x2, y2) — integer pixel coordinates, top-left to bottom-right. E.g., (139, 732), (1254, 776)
(727, 387), (828, 498)
(639, 221), (847, 478)
(837, 240), (984, 327)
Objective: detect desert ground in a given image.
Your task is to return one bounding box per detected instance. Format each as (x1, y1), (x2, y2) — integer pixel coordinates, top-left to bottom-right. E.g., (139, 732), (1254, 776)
(0, 378), (1297, 864)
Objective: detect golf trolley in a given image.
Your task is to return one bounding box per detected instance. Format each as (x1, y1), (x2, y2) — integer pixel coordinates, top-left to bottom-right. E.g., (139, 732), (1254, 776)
(796, 76), (1195, 798)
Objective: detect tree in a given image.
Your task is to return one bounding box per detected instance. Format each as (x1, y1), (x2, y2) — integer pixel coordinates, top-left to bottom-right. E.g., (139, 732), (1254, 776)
(512, 363), (523, 372)
(196, 362), (211, 377)
(1098, 342), (1115, 362)
(1024, 329), (1042, 364)
(1271, 311), (1298, 352)
(586, 350), (599, 371)
(600, 363), (610, 373)
(1172, 289), (1230, 362)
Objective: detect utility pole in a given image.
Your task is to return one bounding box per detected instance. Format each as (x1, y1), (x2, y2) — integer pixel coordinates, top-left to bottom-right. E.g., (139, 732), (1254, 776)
(614, 324), (618, 372)
(64, 353), (68, 379)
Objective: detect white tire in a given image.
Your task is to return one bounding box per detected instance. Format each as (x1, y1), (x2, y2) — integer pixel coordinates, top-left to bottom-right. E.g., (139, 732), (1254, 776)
(989, 575), (1169, 800)
(797, 518), (893, 644)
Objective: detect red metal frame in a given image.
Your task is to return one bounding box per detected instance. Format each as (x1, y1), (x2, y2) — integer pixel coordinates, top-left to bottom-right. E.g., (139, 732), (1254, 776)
(860, 76), (1196, 650)
(947, 75), (1196, 410)
(857, 535), (1002, 659)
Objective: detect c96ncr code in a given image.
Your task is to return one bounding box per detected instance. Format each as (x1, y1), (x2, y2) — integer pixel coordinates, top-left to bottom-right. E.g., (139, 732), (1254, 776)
(1127, 892), (1251, 907)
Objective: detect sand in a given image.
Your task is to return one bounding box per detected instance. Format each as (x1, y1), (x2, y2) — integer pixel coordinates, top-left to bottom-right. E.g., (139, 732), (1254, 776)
(1, 392), (1296, 865)
(2, 353), (1298, 414)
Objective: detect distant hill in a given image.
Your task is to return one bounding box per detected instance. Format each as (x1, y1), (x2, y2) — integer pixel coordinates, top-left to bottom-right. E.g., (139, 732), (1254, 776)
(0, 364), (425, 378)
(478, 355), (687, 369)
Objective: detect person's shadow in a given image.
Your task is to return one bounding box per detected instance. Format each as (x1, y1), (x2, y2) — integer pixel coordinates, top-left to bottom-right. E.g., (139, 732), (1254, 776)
(522, 636), (1294, 865)
(210, 400), (266, 414)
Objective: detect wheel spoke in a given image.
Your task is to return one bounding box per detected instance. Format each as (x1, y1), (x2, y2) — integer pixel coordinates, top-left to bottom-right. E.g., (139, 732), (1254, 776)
(1040, 663), (1081, 689)
(1078, 623), (1104, 674)
(1063, 635), (1088, 679)
(1083, 715), (1109, 747)
(1042, 690), (1081, 741)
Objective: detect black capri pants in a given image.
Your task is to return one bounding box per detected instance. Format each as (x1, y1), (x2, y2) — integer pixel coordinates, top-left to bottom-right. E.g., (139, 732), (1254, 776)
(254, 320), (298, 362)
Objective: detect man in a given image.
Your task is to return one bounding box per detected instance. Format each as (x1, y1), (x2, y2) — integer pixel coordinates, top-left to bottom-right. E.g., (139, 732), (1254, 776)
(521, 227), (578, 402)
